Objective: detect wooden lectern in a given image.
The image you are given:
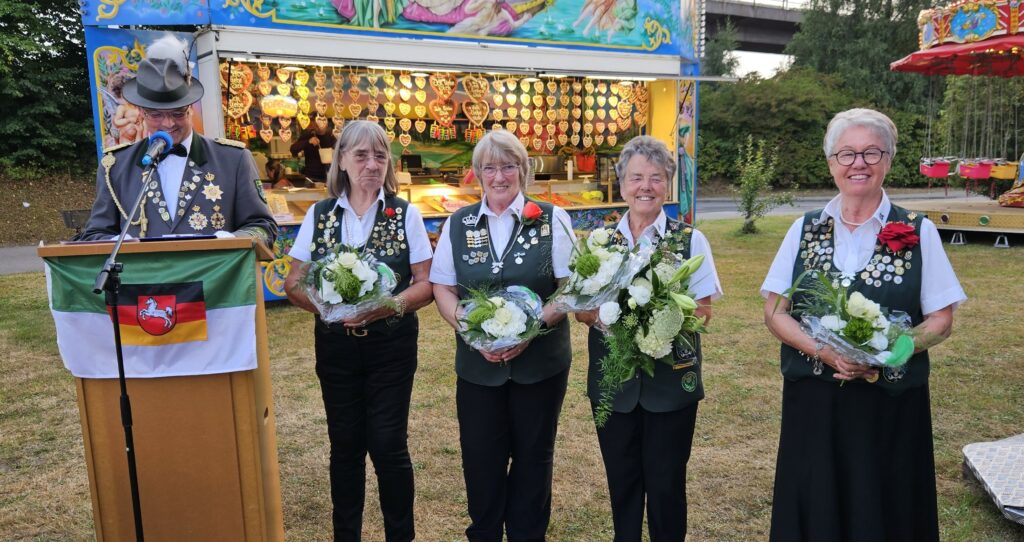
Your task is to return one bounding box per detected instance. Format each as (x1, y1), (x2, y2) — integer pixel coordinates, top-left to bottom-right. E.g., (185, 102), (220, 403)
(38, 238), (284, 541)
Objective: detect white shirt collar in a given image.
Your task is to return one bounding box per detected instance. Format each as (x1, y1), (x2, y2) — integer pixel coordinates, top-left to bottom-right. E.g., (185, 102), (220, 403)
(476, 191), (525, 224)
(336, 187), (385, 214)
(820, 190), (891, 227)
(616, 210), (667, 247)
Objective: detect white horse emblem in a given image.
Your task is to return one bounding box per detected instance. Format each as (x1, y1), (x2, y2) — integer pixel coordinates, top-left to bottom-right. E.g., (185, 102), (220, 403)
(138, 297), (174, 329)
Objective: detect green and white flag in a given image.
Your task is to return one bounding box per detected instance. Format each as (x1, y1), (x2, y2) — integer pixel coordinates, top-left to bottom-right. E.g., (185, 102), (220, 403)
(44, 248), (258, 378)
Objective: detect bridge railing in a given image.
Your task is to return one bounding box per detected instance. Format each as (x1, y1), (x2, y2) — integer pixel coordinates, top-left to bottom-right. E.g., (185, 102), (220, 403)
(712, 0), (810, 10)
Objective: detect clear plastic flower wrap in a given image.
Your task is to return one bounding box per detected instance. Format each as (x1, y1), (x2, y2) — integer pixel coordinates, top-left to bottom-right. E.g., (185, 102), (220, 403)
(457, 285), (546, 352)
(302, 247), (398, 323)
(552, 229), (656, 312)
(788, 271), (916, 368)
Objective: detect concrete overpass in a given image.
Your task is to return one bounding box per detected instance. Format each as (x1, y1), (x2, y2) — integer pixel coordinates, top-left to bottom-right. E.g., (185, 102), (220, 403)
(704, 0), (805, 54)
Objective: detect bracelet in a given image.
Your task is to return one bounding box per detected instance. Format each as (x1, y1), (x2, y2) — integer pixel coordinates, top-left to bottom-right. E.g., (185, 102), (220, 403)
(392, 295), (408, 318)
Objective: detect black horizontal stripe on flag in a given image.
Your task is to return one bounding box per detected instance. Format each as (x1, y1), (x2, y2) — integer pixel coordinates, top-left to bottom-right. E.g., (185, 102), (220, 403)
(116, 282), (205, 306)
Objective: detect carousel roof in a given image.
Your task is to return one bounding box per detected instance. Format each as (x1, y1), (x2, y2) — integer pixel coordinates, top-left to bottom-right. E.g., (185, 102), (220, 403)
(891, 34), (1024, 76)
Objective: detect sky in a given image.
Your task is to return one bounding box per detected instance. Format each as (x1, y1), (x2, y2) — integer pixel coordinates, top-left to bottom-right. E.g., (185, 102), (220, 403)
(734, 51), (793, 78)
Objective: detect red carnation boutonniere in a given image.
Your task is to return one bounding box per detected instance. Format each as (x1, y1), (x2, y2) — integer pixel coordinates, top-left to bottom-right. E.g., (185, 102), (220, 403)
(521, 201), (543, 226)
(877, 221), (920, 254)
(384, 207), (396, 219)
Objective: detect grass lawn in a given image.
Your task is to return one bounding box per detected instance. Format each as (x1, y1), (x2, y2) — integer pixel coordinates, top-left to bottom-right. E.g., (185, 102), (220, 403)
(1, 215), (1022, 540)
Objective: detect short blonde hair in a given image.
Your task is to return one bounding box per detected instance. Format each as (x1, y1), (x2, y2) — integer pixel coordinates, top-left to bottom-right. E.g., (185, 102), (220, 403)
(471, 129), (530, 191)
(326, 120), (398, 198)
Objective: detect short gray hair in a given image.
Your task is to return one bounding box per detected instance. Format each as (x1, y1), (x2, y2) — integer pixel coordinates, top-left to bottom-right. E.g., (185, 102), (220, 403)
(471, 129), (530, 191)
(326, 120), (398, 198)
(823, 108), (898, 159)
(615, 136), (676, 183)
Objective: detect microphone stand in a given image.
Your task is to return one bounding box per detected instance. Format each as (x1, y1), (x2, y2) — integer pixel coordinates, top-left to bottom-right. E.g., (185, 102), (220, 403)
(92, 163), (158, 542)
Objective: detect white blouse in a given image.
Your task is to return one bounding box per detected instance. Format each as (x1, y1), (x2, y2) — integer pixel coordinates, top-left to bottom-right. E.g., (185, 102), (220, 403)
(615, 210), (723, 302)
(289, 188), (432, 264)
(760, 192), (967, 315)
(429, 192), (575, 286)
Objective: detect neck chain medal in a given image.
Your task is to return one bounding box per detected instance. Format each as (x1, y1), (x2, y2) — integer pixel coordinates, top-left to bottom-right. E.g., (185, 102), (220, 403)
(487, 214), (524, 274)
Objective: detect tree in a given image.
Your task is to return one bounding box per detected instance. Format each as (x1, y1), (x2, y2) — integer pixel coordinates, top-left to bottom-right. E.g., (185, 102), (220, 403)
(0, 0), (94, 176)
(733, 136), (794, 234)
(785, 0), (937, 113)
(702, 18), (739, 77)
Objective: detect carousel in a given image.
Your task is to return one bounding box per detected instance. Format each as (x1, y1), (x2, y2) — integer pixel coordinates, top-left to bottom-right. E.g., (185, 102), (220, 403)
(891, 0), (1024, 247)
(891, 0), (1024, 525)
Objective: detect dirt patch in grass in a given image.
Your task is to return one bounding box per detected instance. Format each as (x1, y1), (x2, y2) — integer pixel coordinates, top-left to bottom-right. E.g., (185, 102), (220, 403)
(0, 175), (97, 247)
(3, 216), (1023, 540)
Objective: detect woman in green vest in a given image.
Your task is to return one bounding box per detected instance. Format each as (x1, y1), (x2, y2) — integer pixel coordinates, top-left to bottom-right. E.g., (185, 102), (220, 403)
(761, 108), (966, 541)
(430, 129), (576, 541)
(576, 136), (723, 541)
(284, 120), (435, 542)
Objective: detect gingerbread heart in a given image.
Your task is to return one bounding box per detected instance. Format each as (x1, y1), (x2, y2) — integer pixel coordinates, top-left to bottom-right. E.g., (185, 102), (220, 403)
(610, 83), (620, 96)
(546, 81), (557, 93)
(276, 68), (290, 83)
(521, 107), (530, 120)
(398, 102), (412, 116)
(414, 105), (427, 118)
(333, 115), (345, 127)
(558, 120), (569, 132)
(279, 127), (293, 141)
(415, 119), (427, 133)
(520, 93), (531, 106)
(383, 72), (396, 87)
(384, 116), (397, 130)
(545, 124), (556, 136)
(315, 87), (327, 100)
(429, 73), (457, 100)
(519, 121), (531, 135)
(428, 99), (455, 127)
(316, 114), (329, 131)
(532, 95), (543, 108)
(595, 122), (606, 134)
(332, 89), (344, 104)
(278, 116), (293, 128)
(597, 82), (607, 94)
(383, 102), (397, 115)
(618, 115), (632, 131)
(520, 136), (531, 148)
(506, 121), (517, 132)
(385, 129), (396, 143)
(608, 95), (619, 107)
(582, 135), (593, 148)
(261, 114), (272, 127)
(559, 95), (569, 107)
(584, 81), (595, 93)
(294, 70), (309, 87)
(545, 109), (557, 122)
(505, 78), (518, 91)
(572, 95), (582, 106)
(348, 73), (361, 86)
(584, 96), (595, 108)
(532, 137), (543, 151)
(584, 110), (595, 121)
(366, 73), (379, 85)
(348, 103), (363, 117)
(595, 134), (604, 146)
(533, 81), (544, 93)
(414, 75), (427, 90)
(618, 83), (633, 101)
(493, 94), (504, 107)
(572, 81), (583, 93)
(367, 85), (379, 98)
(348, 88), (361, 101)
(533, 123), (544, 136)
(298, 100), (311, 114)
(532, 109), (544, 122)
(597, 95), (607, 108)
(607, 134), (617, 147)
(257, 65), (271, 82)
(316, 101), (328, 116)
(462, 100), (490, 126)
(297, 112), (311, 129)
(399, 133), (412, 147)
(366, 100), (379, 114)
(572, 121), (581, 132)
(609, 108), (620, 120)
(383, 87), (397, 102)
(276, 83), (292, 96)
(520, 79), (531, 92)
(462, 75), (489, 102)
(634, 111), (647, 126)
(545, 138), (556, 151)
(506, 93), (517, 106)
(333, 74), (344, 88)
(399, 74), (413, 88)
(333, 126), (342, 137)
(257, 81), (273, 96)
(571, 134), (580, 146)
(414, 90), (427, 104)
(260, 128), (273, 143)
(617, 101), (633, 119)
(399, 88), (412, 101)
(366, 114), (379, 124)
(492, 122), (503, 132)
(314, 70), (327, 86)
(608, 121), (619, 134)
(558, 108), (570, 120)
(226, 92), (253, 119)
(583, 123), (593, 135)
(492, 79), (505, 93)
(597, 109), (607, 120)
(507, 107), (519, 119)
(296, 86), (310, 100)
(492, 109), (504, 121)
(558, 133), (568, 146)
(399, 117), (412, 131)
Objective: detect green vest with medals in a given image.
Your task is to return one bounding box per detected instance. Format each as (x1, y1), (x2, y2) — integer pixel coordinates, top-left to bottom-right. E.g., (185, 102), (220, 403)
(448, 199), (571, 386)
(586, 219), (705, 413)
(782, 205), (927, 393)
(310, 195), (414, 333)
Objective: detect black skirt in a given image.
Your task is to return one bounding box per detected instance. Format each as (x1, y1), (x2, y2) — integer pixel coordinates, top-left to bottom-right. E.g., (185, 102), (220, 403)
(769, 378), (939, 542)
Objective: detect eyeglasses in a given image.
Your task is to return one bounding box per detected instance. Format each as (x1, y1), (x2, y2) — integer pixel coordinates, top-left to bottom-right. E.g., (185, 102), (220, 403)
(480, 164), (519, 178)
(626, 174), (666, 185)
(142, 108), (190, 121)
(831, 148), (887, 166)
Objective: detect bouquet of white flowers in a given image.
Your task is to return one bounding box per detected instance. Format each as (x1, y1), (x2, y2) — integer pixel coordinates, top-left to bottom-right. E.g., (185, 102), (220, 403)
(788, 271), (915, 368)
(303, 246), (398, 323)
(593, 250), (707, 426)
(458, 285), (547, 352)
(552, 227), (654, 312)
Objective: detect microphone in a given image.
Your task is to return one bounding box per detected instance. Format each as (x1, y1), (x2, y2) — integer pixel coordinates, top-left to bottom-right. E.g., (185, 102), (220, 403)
(140, 131), (174, 167)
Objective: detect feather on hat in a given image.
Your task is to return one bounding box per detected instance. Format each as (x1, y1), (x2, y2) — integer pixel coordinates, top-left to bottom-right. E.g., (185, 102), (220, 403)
(122, 33), (204, 109)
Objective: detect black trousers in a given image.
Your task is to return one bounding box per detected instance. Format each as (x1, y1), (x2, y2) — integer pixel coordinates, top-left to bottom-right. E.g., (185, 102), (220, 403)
(456, 369), (570, 542)
(595, 403), (699, 542)
(315, 316), (418, 542)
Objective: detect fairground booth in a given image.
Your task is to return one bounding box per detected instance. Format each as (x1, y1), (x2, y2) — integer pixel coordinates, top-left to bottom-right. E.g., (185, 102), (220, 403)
(81, 0), (703, 301)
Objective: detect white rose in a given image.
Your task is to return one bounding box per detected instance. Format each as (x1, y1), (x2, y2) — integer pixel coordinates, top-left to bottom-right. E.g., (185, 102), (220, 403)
(627, 297), (638, 309)
(488, 296), (505, 307)
(320, 275), (344, 304)
(336, 252), (358, 268)
(599, 302), (621, 326)
(874, 313), (891, 333)
(847, 291), (881, 320)
(628, 278), (653, 306)
(587, 228), (610, 248)
(869, 331), (889, 351)
(820, 314), (846, 331)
